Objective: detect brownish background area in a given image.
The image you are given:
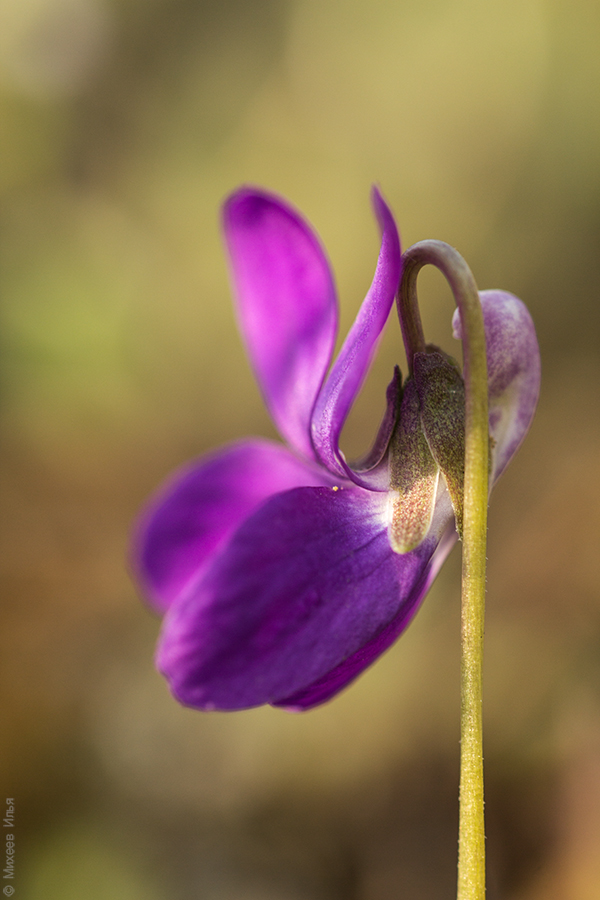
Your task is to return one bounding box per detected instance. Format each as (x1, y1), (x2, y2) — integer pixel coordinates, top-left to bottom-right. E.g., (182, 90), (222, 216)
(1, 1), (599, 897)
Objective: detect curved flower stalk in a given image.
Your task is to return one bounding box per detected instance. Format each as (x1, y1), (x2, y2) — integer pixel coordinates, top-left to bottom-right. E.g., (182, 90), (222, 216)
(132, 187), (540, 712)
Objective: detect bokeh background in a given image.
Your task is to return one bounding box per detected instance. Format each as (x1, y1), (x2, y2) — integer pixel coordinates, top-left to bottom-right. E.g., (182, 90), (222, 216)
(1, 0), (600, 897)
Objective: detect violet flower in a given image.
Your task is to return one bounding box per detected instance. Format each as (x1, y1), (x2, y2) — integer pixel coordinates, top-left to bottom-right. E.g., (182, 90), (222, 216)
(133, 187), (540, 711)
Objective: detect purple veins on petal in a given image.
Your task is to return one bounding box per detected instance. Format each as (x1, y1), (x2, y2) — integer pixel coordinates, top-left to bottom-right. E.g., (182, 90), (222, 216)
(274, 520), (458, 711)
(133, 183), (541, 715)
(223, 188), (338, 461)
(157, 486), (450, 711)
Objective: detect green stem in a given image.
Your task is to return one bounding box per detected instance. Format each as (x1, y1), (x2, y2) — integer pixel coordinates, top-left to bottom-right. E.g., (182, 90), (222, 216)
(398, 241), (489, 900)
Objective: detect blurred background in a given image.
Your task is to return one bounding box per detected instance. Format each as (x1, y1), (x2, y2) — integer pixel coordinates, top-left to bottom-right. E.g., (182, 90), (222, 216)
(1, 0), (599, 897)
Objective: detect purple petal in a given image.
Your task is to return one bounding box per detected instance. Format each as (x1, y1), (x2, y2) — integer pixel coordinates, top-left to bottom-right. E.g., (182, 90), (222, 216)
(452, 290), (541, 483)
(133, 440), (336, 614)
(310, 188), (402, 488)
(351, 366), (402, 472)
(275, 522), (457, 710)
(157, 484), (452, 711)
(223, 188), (338, 459)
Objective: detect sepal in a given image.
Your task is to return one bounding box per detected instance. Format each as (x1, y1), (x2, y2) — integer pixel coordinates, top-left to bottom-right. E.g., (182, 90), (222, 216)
(388, 379), (439, 553)
(414, 350), (466, 537)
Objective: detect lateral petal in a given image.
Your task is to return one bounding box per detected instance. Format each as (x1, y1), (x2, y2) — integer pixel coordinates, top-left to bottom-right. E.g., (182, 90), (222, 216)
(452, 290), (541, 483)
(310, 188), (402, 488)
(223, 188), (338, 459)
(133, 440), (335, 613)
(157, 484), (449, 711)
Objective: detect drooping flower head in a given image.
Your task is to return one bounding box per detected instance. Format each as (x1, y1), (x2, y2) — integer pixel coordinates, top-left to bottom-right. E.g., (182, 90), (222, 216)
(132, 187), (540, 711)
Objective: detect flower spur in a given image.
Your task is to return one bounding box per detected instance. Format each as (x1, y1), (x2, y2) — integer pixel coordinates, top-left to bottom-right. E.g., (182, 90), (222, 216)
(132, 187), (540, 711)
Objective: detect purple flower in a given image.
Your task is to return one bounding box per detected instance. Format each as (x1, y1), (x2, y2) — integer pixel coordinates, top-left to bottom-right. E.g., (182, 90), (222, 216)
(133, 187), (540, 711)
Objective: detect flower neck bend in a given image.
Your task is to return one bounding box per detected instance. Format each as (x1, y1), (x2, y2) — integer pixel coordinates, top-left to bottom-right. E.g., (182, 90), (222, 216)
(395, 239), (489, 536)
(396, 239), (489, 900)
(388, 240), (487, 553)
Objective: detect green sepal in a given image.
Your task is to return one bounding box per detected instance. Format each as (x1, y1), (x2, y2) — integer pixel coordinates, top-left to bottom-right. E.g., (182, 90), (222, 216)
(388, 378), (439, 554)
(413, 350), (466, 537)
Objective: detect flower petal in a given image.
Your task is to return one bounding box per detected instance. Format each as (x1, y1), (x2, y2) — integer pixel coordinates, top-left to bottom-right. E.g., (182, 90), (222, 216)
(310, 188), (402, 488)
(157, 484), (452, 711)
(452, 290), (541, 483)
(133, 440), (336, 613)
(223, 188), (338, 459)
(275, 522), (457, 710)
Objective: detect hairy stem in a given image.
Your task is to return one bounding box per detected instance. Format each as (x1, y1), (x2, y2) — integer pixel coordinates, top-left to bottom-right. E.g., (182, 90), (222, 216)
(398, 241), (489, 900)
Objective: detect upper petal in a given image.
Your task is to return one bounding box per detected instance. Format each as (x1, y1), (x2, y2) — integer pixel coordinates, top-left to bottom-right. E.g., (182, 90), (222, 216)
(452, 290), (541, 483)
(223, 188), (338, 459)
(310, 188), (402, 488)
(132, 439), (336, 614)
(157, 483), (452, 711)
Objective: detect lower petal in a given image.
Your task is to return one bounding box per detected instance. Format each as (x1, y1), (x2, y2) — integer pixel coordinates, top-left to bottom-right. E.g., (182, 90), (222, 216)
(133, 439), (335, 613)
(157, 485), (453, 711)
(274, 504), (457, 710)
